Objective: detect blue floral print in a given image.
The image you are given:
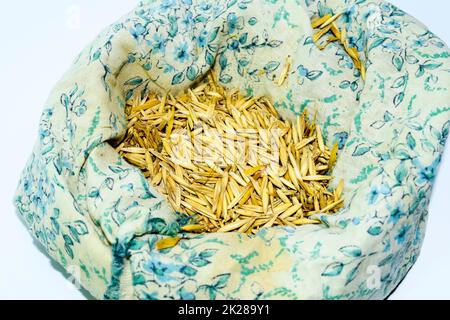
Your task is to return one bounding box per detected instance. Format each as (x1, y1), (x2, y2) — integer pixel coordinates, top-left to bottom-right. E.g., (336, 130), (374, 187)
(174, 42), (190, 63)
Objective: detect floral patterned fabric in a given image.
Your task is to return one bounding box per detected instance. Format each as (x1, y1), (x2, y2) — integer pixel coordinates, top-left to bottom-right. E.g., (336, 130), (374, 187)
(14, 0), (450, 300)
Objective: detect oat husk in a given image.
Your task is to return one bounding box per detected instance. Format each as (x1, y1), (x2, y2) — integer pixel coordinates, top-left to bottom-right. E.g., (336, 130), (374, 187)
(311, 12), (366, 80)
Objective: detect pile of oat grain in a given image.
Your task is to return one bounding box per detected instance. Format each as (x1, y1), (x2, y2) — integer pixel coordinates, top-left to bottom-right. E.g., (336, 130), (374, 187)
(114, 73), (344, 235)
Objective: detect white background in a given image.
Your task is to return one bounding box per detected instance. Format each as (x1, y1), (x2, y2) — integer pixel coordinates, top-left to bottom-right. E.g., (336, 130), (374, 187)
(0, 1), (449, 300)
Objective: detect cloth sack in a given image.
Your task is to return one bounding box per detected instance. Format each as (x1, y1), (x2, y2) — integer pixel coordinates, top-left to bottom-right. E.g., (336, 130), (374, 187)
(15, 0), (450, 299)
